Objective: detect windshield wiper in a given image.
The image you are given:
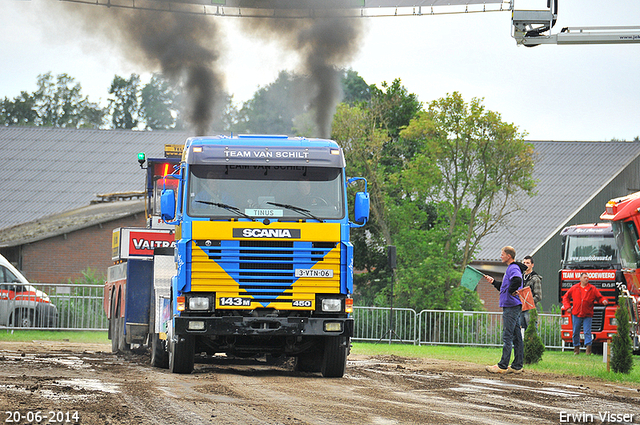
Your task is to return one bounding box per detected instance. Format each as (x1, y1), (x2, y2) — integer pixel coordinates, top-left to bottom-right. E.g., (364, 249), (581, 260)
(266, 202), (323, 222)
(196, 201), (256, 221)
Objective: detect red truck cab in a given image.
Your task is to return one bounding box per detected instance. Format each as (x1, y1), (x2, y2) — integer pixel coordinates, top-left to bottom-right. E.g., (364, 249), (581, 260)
(600, 193), (640, 352)
(559, 223), (622, 350)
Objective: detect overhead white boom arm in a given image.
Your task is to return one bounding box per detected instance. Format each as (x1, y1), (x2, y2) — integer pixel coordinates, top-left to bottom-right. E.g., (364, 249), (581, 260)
(512, 8), (640, 46)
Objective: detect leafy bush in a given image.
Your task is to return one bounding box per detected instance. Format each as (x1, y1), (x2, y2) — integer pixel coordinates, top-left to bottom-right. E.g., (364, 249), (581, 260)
(611, 300), (634, 374)
(524, 308), (545, 364)
(52, 268), (107, 329)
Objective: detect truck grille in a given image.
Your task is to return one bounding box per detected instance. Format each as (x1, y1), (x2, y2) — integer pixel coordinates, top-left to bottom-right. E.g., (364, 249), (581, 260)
(191, 240), (340, 304)
(592, 307), (605, 332)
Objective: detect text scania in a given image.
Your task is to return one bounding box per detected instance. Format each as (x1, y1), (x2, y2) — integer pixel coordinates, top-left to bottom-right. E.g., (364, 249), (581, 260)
(132, 239), (176, 250)
(234, 228), (301, 239)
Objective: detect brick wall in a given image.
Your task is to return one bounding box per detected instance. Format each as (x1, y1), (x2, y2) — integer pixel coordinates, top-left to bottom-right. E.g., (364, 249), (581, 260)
(477, 278), (500, 312)
(20, 214), (145, 284)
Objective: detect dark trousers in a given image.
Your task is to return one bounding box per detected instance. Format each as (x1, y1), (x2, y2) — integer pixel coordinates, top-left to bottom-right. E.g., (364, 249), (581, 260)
(498, 305), (524, 370)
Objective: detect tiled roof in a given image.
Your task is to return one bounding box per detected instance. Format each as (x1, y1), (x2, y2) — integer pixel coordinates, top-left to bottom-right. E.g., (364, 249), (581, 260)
(0, 199), (145, 248)
(475, 141), (640, 261)
(3, 129), (640, 263)
(0, 127), (192, 230)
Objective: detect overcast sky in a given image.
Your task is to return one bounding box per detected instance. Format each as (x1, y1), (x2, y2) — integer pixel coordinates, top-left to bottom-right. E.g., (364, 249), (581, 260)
(1, 0), (639, 141)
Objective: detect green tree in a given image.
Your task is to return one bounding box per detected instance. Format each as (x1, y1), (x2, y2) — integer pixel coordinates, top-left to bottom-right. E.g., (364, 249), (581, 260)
(611, 300), (634, 374)
(233, 69), (372, 137)
(332, 102), (391, 305)
(341, 69), (370, 106)
(109, 74), (141, 129)
(334, 90), (534, 310)
(140, 74), (177, 130)
(0, 92), (37, 126)
(400, 92), (537, 269)
(332, 80), (443, 308)
(234, 71), (304, 135)
(31, 72), (104, 128)
(210, 93), (239, 134)
(370, 78), (421, 141)
(523, 308), (545, 364)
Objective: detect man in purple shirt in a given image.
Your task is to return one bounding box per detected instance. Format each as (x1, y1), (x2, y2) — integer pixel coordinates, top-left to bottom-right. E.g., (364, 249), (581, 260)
(484, 246), (525, 374)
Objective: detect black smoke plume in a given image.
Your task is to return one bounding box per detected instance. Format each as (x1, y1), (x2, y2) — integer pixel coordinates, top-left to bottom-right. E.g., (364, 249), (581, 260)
(242, 15), (365, 138)
(53, 4), (225, 135)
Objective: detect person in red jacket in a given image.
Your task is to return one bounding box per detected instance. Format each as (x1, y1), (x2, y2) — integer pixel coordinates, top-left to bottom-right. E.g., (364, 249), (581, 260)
(562, 272), (609, 355)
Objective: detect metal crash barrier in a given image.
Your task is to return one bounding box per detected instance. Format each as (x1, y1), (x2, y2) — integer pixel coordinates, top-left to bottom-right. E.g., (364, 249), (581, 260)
(1, 284), (563, 349)
(353, 306), (562, 349)
(0, 283), (106, 331)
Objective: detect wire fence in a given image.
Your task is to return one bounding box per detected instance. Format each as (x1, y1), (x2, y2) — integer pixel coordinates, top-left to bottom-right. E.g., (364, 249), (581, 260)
(353, 306), (563, 349)
(0, 284), (563, 349)
(0, 283), (107, 331)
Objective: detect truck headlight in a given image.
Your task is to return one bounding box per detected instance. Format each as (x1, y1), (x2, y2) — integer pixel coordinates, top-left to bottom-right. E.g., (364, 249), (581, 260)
(610, 318), (618, 326)
(188, 296), (211, 311)
(188, 321), (206, 331)
(324, 322), (342, 332)
(321, 298), (342, 312)
(561, 317), (569, 326)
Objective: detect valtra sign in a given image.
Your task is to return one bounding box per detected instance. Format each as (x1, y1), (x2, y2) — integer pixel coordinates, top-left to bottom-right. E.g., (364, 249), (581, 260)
(112, 228), (175, 261)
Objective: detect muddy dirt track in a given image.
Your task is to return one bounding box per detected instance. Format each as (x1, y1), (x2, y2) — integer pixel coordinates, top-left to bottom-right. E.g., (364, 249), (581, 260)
(1, 341), (639, 425)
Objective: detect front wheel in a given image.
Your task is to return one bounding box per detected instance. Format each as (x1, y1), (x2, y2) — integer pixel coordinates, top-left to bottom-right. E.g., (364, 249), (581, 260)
(321, 336), (350, 378)
(295, 350), (322, 373)
(169, 334), (195, 374)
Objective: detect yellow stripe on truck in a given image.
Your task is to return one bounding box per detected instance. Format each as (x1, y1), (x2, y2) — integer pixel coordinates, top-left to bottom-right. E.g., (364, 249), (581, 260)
(189, 221), (341, 309)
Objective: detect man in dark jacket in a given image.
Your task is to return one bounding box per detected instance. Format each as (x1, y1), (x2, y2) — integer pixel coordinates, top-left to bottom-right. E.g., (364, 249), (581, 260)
(520, 255), (542, 330)
(484, 246), (526, 374)
(562, 272), (608, 355)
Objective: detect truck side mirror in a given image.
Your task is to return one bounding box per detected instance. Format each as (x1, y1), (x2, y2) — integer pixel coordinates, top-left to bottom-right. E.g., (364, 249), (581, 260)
(354, 191), (370, 225)
(161, 189), (176, 222)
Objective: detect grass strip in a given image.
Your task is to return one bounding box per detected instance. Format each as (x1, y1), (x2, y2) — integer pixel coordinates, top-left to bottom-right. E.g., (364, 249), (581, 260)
(352, 342), (640, 384)
(0, 330), (109, 344)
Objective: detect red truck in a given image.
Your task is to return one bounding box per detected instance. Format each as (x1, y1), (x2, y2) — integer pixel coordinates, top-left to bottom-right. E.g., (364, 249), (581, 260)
(559, 223), (623, 351)
(600, 194), (640, 353)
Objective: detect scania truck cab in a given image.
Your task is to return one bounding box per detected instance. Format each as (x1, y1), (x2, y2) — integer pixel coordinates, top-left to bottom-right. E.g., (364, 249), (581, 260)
(158, 135), (369, 376)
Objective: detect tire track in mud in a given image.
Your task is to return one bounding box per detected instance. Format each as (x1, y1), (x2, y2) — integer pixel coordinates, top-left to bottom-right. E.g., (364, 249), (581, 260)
(1, 342), (638, 425)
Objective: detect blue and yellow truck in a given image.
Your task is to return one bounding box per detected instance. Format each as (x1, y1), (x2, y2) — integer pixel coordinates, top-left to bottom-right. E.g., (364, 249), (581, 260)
(107, 135), (369, 378)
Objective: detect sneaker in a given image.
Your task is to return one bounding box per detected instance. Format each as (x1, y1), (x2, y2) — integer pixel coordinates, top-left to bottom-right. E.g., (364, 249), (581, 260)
(486, 365), (508, 374)
(507, 366), (524, 374)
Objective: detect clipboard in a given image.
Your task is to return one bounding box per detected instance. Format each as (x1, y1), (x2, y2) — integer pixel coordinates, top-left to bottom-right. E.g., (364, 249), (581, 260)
(518, 286), (536, 311)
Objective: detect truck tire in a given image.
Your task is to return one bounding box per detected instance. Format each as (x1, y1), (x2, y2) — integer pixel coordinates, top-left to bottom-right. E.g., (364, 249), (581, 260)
(116, 316), (130, 352)
(169, 334), (195, 374)
(110, 295), (120, 354)
(150, 333), (169, 369)
(295, 350), (322, 373)
(321, 336), (349, 378)
(14, 309), (34, 327)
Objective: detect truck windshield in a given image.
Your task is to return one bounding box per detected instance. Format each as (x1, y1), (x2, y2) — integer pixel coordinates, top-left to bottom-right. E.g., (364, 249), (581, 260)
(612, 220), (640, 269)
(187, 165), (344, 220)
(564, 235), (619, 268)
